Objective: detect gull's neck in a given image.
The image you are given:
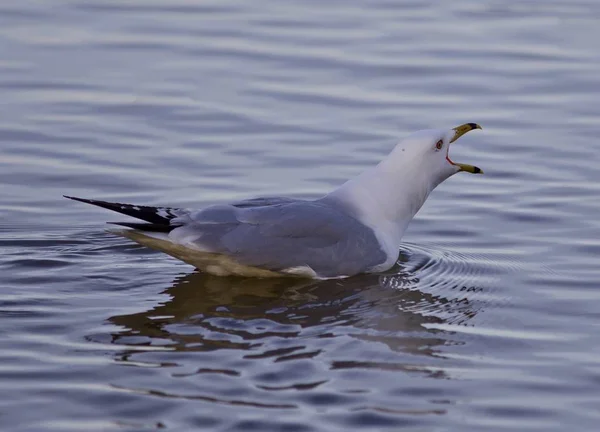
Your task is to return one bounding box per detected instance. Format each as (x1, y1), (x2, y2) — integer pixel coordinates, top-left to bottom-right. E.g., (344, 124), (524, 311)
(323, 146), (433, 253)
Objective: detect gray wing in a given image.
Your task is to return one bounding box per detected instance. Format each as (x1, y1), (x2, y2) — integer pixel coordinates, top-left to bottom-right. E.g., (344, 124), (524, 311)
(170, 199), (387, 278)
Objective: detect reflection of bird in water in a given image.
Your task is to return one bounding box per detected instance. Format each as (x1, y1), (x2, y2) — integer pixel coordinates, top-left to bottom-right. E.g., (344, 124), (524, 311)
(98, 249), (501, 420)
(108, 258), (484, 377)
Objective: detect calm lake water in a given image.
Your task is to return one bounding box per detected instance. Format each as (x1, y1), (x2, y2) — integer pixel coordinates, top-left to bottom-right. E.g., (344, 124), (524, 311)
(2, 1), (600, 431)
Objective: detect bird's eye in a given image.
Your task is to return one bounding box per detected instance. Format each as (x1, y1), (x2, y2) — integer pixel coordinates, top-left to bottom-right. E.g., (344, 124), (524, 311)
(435, 140), (443, 150)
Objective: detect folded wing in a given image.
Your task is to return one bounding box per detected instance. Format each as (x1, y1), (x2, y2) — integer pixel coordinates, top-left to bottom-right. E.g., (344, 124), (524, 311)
(170, 200), (387, 278)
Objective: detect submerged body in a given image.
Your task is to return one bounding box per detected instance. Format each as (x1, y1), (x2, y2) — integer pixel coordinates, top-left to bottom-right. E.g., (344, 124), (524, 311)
(66, 124), (483, 279)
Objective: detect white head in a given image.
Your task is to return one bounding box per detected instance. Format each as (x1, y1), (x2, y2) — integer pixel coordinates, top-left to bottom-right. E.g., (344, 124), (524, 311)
(381, 123), (483, 191)
(327, 123), (483, 234)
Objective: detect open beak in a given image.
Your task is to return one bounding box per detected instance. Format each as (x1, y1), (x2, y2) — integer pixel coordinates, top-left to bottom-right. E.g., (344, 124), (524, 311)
(447, 123), (483, 174)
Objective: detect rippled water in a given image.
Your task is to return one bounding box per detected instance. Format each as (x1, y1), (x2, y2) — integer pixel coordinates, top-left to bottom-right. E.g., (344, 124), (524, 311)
(2, 1), (600, 430)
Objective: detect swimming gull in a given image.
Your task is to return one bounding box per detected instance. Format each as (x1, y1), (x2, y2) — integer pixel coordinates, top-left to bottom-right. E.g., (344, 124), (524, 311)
(65, 123), (482, 279)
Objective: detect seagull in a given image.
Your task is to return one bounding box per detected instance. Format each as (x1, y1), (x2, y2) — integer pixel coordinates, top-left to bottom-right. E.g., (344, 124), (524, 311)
(65, 123), (482, 279)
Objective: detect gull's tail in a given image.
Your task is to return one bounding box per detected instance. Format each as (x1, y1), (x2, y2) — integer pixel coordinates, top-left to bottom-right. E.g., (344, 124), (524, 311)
(63, 195), (183, 233)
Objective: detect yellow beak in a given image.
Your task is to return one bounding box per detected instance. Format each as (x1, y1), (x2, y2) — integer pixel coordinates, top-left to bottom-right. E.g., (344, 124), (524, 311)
(449, 123), (483, 174)
(455, 162), (483, 174)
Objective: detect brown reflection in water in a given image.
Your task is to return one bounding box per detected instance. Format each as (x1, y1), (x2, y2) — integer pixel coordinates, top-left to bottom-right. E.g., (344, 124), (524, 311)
(109, 267), (480, 366)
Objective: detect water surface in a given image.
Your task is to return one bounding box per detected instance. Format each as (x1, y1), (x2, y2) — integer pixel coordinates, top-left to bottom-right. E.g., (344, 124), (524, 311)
(1, 1), (600, 430)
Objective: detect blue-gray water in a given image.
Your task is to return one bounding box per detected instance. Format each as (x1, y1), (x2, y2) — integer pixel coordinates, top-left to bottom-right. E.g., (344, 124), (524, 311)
(2, 1), (600, 431)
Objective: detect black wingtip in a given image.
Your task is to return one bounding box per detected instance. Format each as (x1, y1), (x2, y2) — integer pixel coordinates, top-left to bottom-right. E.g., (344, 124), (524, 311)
(64, 195), (181, 225)
(64, 195), (89, 204)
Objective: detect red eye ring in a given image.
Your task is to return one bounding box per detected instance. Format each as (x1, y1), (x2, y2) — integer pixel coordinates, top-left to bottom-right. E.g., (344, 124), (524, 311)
(435, 140), (443, 150)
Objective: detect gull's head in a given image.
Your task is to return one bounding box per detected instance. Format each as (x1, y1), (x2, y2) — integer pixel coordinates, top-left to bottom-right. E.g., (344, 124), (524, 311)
(390, 123), (483, 189)
(329, 122), (483, 226)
